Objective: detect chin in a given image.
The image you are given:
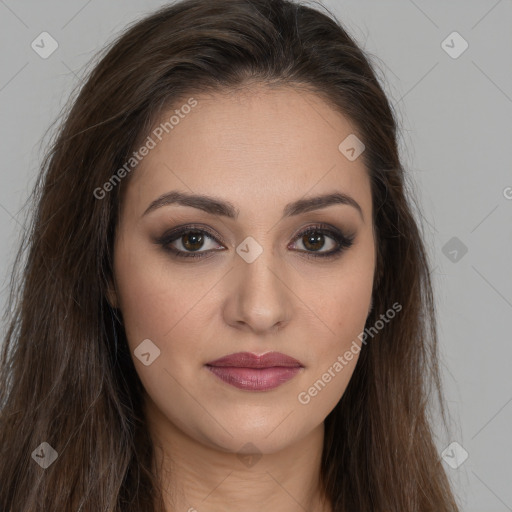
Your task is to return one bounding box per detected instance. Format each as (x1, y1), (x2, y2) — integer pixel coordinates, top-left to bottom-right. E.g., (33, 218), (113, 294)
(194, 414), (318, 456)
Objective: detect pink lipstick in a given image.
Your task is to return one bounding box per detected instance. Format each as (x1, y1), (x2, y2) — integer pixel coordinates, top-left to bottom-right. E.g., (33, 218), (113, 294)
(205, 351), (303, 391)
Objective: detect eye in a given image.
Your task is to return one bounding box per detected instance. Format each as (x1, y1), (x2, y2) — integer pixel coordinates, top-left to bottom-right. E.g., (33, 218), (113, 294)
(156, 224), (225, 259)
(156, 223), (355, 260)
(288, 223), (355, 259)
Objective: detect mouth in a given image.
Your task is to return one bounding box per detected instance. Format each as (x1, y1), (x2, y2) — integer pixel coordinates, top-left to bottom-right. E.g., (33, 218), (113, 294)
(205, 351), (304, 391)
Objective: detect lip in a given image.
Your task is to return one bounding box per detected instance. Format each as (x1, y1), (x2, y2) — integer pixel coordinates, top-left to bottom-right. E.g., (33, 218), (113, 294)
(205, 351), (304, 391)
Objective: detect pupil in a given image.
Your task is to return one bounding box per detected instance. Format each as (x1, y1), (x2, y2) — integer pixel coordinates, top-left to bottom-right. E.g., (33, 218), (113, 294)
(304, 232), (324, 251)
(183, 232), (204, 251)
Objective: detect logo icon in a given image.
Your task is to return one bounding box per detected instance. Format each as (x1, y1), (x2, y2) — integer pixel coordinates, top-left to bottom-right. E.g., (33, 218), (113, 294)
(441, 31), (469, 59)
(442, 236), (468, 263)
(236, 237), (263, 263)
(31, 32), (59, 59)
(237, 442), (263, 468)
(31, 442), (58, 469)
(338, 134), (365, 161)
(134, 339), (161, 366)
(441, 441), (469, 469)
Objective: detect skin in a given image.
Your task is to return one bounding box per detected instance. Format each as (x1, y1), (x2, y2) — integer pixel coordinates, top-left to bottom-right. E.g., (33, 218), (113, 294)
(108, 84), (376, 512)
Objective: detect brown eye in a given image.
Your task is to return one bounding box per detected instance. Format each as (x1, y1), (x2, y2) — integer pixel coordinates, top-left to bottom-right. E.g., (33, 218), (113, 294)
(155, 225), (226, 259)
(289, 224), (355, 259)
(301, 231), (329, 252)
(181, 231), (206, 252)
(292, 228), (339, 254)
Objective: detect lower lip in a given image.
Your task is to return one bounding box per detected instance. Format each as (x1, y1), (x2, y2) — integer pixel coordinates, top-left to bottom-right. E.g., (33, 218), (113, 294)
(206, 366), (302, 391)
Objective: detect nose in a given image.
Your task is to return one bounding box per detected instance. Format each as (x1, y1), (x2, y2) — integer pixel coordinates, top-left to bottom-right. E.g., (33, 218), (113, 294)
(222, 249), (293, 335)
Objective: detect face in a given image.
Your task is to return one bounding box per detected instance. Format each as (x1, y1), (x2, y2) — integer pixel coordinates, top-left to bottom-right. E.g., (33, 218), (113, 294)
(110, 84), (376, 455)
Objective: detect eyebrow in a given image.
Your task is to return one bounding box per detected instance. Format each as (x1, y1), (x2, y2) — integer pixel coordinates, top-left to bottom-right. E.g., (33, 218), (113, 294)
(142, 190), (364, 221)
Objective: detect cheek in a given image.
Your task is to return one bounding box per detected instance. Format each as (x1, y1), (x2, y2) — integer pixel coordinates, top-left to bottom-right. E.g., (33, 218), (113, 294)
(307, 267), (372, 350)
(295, 286), (367, 418)
(296, 261), (373, 406)
(112, 241), (223, 432)
(113, 237), (212, 347)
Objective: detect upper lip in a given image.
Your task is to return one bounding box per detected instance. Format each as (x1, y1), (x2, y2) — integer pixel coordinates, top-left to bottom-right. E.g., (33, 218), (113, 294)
(206, 351), (303, 368)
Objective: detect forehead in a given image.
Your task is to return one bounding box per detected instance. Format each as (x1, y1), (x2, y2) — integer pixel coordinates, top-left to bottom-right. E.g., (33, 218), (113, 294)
(123, 85), (372, 220)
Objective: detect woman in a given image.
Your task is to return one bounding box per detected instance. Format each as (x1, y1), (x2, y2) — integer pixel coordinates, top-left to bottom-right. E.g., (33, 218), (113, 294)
(0, 0), (460, 510)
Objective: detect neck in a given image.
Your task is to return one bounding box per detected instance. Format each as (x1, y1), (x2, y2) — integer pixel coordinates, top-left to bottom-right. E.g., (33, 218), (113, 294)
(144, 397), (332, 512)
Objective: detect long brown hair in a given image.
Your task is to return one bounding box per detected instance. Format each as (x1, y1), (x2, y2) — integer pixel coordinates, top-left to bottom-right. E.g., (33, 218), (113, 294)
(0, 0), (459, 510)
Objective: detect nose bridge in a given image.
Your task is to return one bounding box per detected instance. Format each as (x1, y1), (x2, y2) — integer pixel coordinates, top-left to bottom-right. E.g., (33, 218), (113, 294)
(227, 238), (292, 332)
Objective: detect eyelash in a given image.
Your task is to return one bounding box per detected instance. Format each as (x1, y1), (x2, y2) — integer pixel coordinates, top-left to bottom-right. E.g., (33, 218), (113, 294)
(156, 223), (355, 260)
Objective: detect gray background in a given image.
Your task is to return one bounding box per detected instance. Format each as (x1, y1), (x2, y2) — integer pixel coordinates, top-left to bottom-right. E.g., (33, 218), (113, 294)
(1, 1), (511, 510)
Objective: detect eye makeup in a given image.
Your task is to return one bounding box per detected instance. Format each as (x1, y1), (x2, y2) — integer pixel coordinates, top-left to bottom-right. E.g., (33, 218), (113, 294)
(154, 222), (355, 261)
